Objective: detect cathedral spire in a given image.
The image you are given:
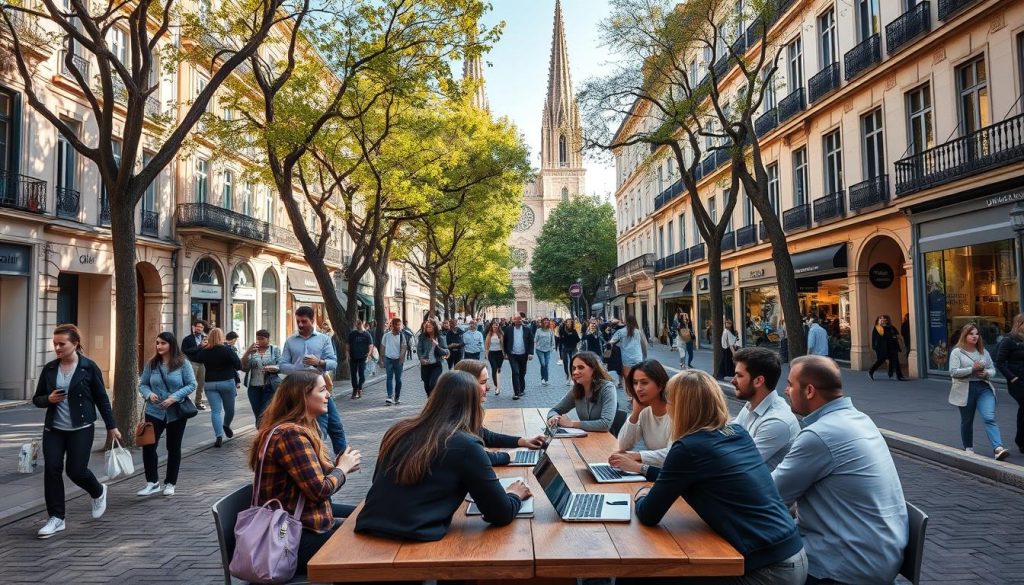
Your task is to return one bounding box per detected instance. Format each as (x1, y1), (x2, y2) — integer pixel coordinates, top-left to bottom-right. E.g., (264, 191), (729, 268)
(462, 49), (489, 111)
(541, 0), (583, 172)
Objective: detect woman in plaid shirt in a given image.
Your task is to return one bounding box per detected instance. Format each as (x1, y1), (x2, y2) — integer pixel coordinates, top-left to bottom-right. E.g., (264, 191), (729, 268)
(248, 371), (362, 573)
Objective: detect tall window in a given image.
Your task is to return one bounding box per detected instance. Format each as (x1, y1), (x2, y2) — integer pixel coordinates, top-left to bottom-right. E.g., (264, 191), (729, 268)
(862, 109), (885, 180)
(709, 195), (717, 223)
(957, 55), (990, 136)
(823, 130), (843, 194)
(856, 0), (881, 41)
(818, 8), (837, 67)
(743, 195), (754, 226)
(792, 148), (808, 205)
(243, 181), (254, 216)
(142, 152), (156, 213)
(667, 220), (674, 252)
(678, 214), (686, 249)
(787, 37), (804, 92)
(667, 156), (674, 180)
(107, 28), (128, 64)
(56, 125), (77, 194)
(264, 187), (275, 224)
(222, 170), (233, 209)
(100, 139), (121, 221)
(906, 84), (934, 154)
(657, 165), (664, 192)
(0, 90), (12, 176)
(658, 227), (665, 258)
(767, 163), (780, 215)
(194, 158), (208, 203)
(561, 186), (569, 201)
(195, 73), (210, 131)
(762, 67), (777, 110)
(558, 135), (567, 165)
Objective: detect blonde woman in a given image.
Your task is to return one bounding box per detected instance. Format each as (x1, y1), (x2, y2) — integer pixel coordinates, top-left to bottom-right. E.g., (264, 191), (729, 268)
(948, 323), (1009, 460)
(626, 370), (807, 585)
(193, 327), (241, 447)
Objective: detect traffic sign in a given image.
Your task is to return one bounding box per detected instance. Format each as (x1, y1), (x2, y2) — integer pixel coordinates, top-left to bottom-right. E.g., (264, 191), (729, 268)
(568, 283), (583, 297)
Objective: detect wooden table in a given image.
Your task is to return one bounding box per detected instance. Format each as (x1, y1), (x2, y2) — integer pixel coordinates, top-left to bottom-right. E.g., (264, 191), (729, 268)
(308, 408), (743, 583)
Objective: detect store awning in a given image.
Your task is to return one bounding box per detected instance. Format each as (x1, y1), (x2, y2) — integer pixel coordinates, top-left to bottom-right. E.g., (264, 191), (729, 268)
(608, 293), (628, 306)
(659, 273), (692, 300)
(292, 292), (325, 304)
(356, 292), (374, 307)
(792, 244), (848, 277)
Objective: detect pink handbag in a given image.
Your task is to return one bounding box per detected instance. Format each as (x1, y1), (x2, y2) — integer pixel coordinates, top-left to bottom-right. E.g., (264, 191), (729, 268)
(229, 426), (306, 584)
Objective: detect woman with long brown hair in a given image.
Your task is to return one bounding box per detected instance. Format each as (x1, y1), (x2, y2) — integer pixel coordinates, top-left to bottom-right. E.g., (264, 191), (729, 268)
(250, 371), (361, 573)
(608, 360), (672, 473)
(948, 323), (1009, 460)
(416, 319), (449, 396)
(868, 314), (904, 381)
(545, 351), (617, 432)
(355, 371), (530, 541)
(610, 314), (648, 384)
(453, 360), (545, 465)
(484, 320), (505, 395)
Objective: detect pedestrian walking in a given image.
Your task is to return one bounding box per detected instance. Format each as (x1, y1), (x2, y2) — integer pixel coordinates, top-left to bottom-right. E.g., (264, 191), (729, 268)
(180, 319), (208, 410)
(995, 313), (1024, 454)
(347, 319), (373, 399)
(868, 315), (905, 381)
(192, 327), (241, 448)
(610, 314), (648, 384)
(240, 329), (281, 423)
(137, 332), (197, 497)
(462, 318), (484, 360)
(806, 318), (829, 356)
(442, 320), (464, 368)
(948, 323), (1010, 460)
(33, 324), (121, 538)
(534, 318), (556, 386)
(280, 306), (346, 456)
(380, 318), (409, 405)
(503, 314), (534, 400)
(558, 318), (581, 385)
(581, 322), (604, 355)
(417, 319), (448, 396)
(719, 319), (739, 379)
(402, 322), (415, 360)
(676, 312), (695, 368)
(485, 320), (505, 396)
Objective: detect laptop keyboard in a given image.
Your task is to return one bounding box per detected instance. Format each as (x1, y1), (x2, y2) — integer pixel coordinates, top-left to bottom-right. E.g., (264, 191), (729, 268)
(569, 493), (605, 519)
(592, 465), (623, 481)
(513, 451), (538, 465)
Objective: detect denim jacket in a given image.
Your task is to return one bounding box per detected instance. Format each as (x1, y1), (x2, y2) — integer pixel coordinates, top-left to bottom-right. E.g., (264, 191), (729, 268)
(138, 361), (197, 421)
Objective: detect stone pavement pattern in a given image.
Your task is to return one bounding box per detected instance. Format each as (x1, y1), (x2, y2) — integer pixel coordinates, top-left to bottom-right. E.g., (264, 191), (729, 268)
(1, 353), (1023, 583)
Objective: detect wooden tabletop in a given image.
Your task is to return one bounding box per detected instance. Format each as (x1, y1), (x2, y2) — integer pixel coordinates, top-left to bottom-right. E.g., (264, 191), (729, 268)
(308, 408), (743, 583)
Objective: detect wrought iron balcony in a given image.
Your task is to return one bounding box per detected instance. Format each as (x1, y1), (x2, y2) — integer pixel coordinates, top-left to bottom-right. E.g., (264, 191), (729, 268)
(812, 190), (845, 223)
(613, 253), (655, 281)
(55, 187), (80, 219)
(713, 57), (730, 80)
(655, 258), (666, 272)
(745, 18), (764, 48)
(755, 108), (778, 137)
(722, 230), (735, 252)
(736, 224), (757, 247)
(0, 170), (48, 214)
(177, 202), (275, 242)
(656, 249), (690, 273)
(894, 114), (1024, 196)
(700, 155), (716, 178)
(845, 34), (881, 81)
(783, 204), (810, 232)
(886, 2), (931, 55)
(714, 147), (731, 169)
(808, 62), (841, 104)
(687, 243), (705, 263)
(777, 88), (805, 124)
(939, 0), (978, 20)
(270, 224), (301, 250)
(849, 175), (889, 211)
(140, 210), (159, 236)
(145, 95), (161, 118)
(59, 49), (90, 80)
(730, 34), (748, 59)
(654, 179), (684, 211)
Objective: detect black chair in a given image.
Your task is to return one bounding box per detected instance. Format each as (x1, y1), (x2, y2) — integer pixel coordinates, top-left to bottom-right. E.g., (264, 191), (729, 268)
(610, 409), (628, 436)
(211, 484), (309, 585)
(899, 501), (929, 585)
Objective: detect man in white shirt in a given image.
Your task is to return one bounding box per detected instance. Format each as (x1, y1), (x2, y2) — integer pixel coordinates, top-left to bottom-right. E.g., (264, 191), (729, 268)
(502, 314), (534, 400)
(379, 318), (408, 405)
(731, 347), (800, 471)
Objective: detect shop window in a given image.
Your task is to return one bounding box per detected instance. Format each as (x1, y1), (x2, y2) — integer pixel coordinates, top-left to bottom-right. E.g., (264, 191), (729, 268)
(799, 278), (851, 361)
(742, 286), (782, 349)
(923, 240), (1020, 372)
(193, 258), (221, 285)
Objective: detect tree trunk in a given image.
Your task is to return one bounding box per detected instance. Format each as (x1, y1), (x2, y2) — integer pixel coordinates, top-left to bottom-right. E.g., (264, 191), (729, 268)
(427, 271), (439, 320)
(109, 194), (141, 447)
(707, 243), (725, 379)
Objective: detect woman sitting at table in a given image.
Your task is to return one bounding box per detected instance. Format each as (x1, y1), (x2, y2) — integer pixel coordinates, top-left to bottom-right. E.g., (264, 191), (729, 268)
(355, 371), (532, 541)
(453, 359), (545, 466)
(627, 370), (807, 585)
(608, 359), (671, 472)
(250, 371), (362, 574)
(545, 351), (617, 432)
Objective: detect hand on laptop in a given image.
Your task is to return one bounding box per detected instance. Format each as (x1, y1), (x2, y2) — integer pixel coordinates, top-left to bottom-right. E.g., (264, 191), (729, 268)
(608, 452), (643, 475)
(518, 435), (545, 449)
(506, 480), (532, 501)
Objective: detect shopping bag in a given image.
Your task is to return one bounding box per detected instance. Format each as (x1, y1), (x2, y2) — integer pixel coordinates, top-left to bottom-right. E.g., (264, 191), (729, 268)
(105, 438), (135, 479)
(18, 439), (39, 473)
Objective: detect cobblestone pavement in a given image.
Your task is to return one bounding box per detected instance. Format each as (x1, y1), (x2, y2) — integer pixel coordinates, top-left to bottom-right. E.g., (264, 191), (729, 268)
(1, 355), (1022, 584)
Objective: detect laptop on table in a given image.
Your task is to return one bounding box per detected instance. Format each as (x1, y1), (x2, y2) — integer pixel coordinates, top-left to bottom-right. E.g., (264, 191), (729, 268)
(533, 453), (630, 522)
(571, 442), (646, 484)
(505, 433), (552, 467)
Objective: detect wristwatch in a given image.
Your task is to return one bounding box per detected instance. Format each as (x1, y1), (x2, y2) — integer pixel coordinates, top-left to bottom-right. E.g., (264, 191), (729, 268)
(640, 464), (650, 477)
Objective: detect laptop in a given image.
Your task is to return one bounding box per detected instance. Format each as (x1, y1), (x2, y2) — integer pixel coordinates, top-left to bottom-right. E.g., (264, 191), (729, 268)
(571, 442), (646, 484)
(543, 422), (587, 439)
(466, 477), (534, 518)
(505, 433), (552, 467)
(533, 453), (630, 522)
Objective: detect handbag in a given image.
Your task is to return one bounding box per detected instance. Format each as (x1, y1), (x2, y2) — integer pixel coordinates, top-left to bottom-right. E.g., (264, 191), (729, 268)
(18, 439), (39, 473)
(135, 405), (156, 446)
(230, 426), (304, 584)
(679, 328), (693, 343)
(105, 438), (135, 478)
(158, 366), (199, 421)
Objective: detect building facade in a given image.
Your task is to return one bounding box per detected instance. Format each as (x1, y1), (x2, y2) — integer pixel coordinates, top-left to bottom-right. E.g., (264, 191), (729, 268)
(613, 0), (1024, 378)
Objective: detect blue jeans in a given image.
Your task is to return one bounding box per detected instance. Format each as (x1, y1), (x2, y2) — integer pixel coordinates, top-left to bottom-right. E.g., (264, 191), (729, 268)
(385, 357), (403, 400)
(247, 383), (276, 423)
(204, 380), (236, 439)
(678, 340), (694, 367)
(317, 396), (347, 455)
(536, 350), (552, 381)
(959, 381), (1004, 452)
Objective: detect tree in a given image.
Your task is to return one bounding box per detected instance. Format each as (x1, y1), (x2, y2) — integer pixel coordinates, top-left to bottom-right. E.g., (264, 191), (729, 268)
(530, 196), (617, 312)
(0, 0), (298, 443)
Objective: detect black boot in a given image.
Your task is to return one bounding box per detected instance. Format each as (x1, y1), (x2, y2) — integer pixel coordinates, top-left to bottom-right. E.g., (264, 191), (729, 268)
(868, 369), (875, 380)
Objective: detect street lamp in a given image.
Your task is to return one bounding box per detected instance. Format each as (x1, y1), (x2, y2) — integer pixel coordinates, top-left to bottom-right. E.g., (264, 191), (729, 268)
(400, 272), (408, 325)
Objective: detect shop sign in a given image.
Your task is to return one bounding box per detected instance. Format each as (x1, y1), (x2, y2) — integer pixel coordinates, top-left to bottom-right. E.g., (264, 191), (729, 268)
(738, 261), (776, 283)
(0, 243), (31, 276)
(232, 286), (257, 301)
(192, 284), (223, 300)
(697, 270), (733, 293)
(984, 190), (1024, 208)
(288, 268), (320, 293)
(868, 263), (895, 289)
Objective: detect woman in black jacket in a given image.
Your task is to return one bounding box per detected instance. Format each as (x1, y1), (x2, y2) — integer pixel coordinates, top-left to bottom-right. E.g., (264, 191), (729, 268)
(868, 315), (905, 381)
(581, 322), (604, 354)
(558, 319), (581, 385)
(995, 313), (1024, 453)
(33, 324), (121, 538)
(193, 327), (242, 446)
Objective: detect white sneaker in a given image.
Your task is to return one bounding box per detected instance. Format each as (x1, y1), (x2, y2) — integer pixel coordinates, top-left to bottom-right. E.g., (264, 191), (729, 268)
(137, 482), (162, 497)
(385, 398), (394, 405)
(965, 447), (975, 454)
(91, 484), (108, 519)
(556, 360), (563, 365)
(37, 516), (65, 539)
(163, 483), (176, 496)
(495, 388), (500, 396)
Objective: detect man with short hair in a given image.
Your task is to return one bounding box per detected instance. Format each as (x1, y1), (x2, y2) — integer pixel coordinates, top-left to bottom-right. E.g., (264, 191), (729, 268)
(462, 319), (484, 360)
(279, 306), (345, 454)
(806, 318), (829, 356)
(502, 314), (534, 400)
(347, 319), (373, 400)
(181, 320), (208, 409)
(379, 318), (409, 405)
(772, 355), (908, 585)
(731, 347), (800, 471)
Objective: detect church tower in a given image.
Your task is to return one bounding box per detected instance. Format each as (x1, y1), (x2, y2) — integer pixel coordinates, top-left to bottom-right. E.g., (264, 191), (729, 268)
(462, 43), (490, 111)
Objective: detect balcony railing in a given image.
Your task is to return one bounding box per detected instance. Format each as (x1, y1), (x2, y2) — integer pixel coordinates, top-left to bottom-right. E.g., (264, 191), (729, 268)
(844, 34), (881, 81)
(713, 57), (730, 80)
(654, 179), (684, 211)
(99, 197), (110, 226)
(656, 249), (690, 273)
(730, 34), (748, 59)
(808, 62), (841, 104)
(736, 224), (757, 247)
(145, 95), (161, 117)
(849, 175), (889, 211)
(55, 187), (80, 219)
(613, 253), (655, 281)
(140, 210), (159, 236)
(744, 17), (764, 48)
(894, 114), (1024, 196)
(886, 2), (931, 55)
(177, 202), (276, 242)
(700, 155), (716, 178)
(755, 108), (778, 137)
(759, 220), (769, 242)
(60, 49), (90, 80)
(777, 88), (805, 124)
(722, 230), (735, 252)
(0, 170), (48, 214)
(783, 204), (811, 232)
(714, 147), (731, 169)
(812, 190), (845, 223)
(687, 243), (706, 263)
(938, 0), (978, 20)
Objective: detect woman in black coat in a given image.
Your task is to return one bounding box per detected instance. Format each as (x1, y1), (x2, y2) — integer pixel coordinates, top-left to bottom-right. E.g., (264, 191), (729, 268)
(868, 314), (905, 380)
(995, 313), (1024, 453)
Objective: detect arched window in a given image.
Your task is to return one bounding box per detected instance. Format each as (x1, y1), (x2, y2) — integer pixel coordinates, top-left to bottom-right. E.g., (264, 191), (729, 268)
(232, 263), (255, 289)
(561, 187), (569, 202)
(558, 135), (567, 165)
(261, 268), (279, 341)
(192, 257), (222, 285)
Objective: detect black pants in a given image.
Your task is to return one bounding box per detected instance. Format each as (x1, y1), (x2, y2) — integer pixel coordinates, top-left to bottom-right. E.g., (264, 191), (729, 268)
(247, 383), (275, 424)
(561, 347), (576, 377)
(464, 352), (481, 361)
(1008, 381), (1024, 451)
(142, 414), (188, 485)
(445, 350), (464, 369)
(349, 357), (367, 391)
(487, 351), (505, 388)
(297, 502), (357, 573)
(869, 348), (904, 379)
(421, 362), (443, 396)
(509, 353), (528, 396)
(43, 425), (103, 519)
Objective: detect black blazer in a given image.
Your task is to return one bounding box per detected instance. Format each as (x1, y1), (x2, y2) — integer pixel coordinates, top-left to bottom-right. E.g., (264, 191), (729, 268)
(33, 355), (117, 431)
(502, 325), (534, 356)
(181, 332), (205, 363)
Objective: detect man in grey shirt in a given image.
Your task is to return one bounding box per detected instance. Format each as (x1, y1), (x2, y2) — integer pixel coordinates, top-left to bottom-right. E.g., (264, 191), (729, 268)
(461, 319), (484, 360)
(731, 347), (800, 471)
(279, 306), (344, 454)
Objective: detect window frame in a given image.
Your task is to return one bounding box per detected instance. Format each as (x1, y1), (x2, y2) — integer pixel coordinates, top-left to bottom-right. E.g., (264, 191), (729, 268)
(822, 129), (843, 195)
(905, 83), (934, 155)
(818, 7), (837, 68)
(792, 147), (808, 206)
(861, 108), (885, 180)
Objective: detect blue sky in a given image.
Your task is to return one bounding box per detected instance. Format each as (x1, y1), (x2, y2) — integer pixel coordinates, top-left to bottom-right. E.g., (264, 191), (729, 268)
(479, 0), (616, 199)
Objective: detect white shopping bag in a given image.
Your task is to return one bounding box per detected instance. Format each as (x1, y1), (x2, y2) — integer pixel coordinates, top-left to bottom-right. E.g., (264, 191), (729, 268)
(105, 438), (135, 479)
(17, 440), (39, 473)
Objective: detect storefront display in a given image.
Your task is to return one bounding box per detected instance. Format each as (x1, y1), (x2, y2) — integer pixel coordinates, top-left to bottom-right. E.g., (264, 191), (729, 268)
(697, 271), (734, 347)
(190, 257), (223, 327)
(659, 273), (692, 336)
(738, 261), (781, 350)
(798, 277), (851, 361)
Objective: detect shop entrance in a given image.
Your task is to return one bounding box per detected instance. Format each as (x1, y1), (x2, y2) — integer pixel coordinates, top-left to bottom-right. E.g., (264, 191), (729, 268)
(190, 257), (224, 328)
(0, 242), (31, 399)
(856, 236), (909, 371)
(136, 262), (163, 372)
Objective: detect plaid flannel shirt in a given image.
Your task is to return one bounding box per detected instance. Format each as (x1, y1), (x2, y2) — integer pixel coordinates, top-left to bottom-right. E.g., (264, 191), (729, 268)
(256, 424), (346, 533)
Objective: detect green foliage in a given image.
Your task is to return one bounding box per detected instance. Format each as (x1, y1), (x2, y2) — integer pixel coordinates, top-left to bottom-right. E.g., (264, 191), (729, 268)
(530, 196), (617, 303)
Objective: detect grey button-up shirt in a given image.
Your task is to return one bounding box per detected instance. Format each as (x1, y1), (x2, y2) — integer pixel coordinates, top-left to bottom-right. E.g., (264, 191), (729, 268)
(731, 390), (800, 471)
(278, 331), (338, 375)
(511, 326), (525, 355)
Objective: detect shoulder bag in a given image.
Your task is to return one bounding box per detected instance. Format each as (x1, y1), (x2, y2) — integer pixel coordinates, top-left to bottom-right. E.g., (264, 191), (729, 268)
(230, 425), (304, 584)
(135, 403), (156, 446)
(159, 366), (198, 422)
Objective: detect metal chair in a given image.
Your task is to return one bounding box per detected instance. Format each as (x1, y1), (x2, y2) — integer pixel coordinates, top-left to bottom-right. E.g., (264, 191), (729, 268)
(899, 501), (929, 585)
(610, 409), (628, 436)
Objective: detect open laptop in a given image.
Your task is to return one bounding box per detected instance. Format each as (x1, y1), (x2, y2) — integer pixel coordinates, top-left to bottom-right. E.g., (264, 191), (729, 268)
(543, 422), (587, 439)
(533, 453), (630, 522)
(571, 442), (646, 484)
(466, 477), (534, 518)
(505, 433), (553, 467)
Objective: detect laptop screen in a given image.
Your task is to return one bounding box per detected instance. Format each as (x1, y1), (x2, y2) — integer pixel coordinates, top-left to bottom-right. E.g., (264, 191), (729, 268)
(534, 453), (571, 514)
